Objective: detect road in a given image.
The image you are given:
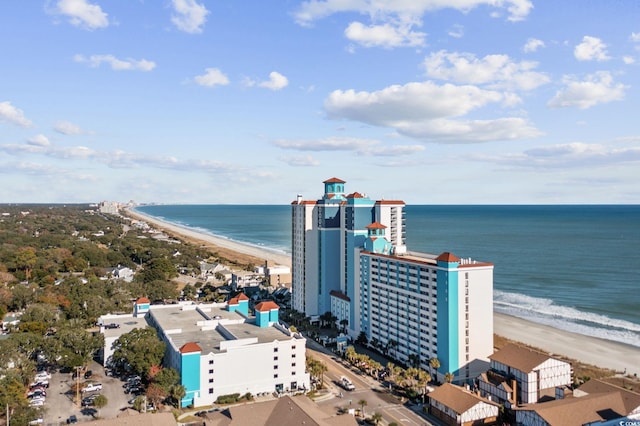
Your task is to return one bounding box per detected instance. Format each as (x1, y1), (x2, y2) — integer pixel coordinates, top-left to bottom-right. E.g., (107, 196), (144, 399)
(306, 338), (439, 426)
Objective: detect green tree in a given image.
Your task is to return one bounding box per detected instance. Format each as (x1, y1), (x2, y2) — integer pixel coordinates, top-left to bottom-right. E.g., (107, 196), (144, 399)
(54, 326), (104, 369)
(358, 398), (368, 417)
(429, 357), (440, 382)
(371, 412), (383, 425)
(112, 327), (165, 377)
(153, 368), (180, 392)
(93, 394), (108, 417)
(14, 247), (37, 281)
(169, 384), (186, 408)
(306, 356), (327, 388)
(444, 372), (454, 383)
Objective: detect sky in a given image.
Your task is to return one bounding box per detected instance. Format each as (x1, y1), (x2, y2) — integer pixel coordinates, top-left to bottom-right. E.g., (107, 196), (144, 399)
(1, 0), (639, 205)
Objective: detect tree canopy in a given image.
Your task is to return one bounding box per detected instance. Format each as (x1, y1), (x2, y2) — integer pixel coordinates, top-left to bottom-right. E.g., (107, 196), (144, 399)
(111, 327), (165, 377)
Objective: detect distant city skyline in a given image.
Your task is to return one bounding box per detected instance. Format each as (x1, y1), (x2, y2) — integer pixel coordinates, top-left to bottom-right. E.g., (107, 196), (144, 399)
(1, 1), (639, 204)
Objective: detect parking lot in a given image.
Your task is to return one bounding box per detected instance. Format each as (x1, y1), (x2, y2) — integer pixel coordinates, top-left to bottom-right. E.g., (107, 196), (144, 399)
(35, 361), (135, 425)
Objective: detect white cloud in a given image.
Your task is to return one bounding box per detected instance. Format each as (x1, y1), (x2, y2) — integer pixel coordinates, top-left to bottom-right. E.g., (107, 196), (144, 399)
(74, 54), (156, 71)
(274, 137), (379, 151)
(54, 0), (109, 30)
(523, 38), (544, 53)
(27, 135), (51, 147)
(171, 0), (209, 34)
(259, 72), (289, 90)
(574, 36), (610, 61)
(630, 32), (640, 42)
(54, 121), (84, 135)
(423, 50), (550, 91)
(623, 56), (635, 64)
(275, 136), (426, 157)
(0, 101), (33, 127)
(481, 142), (640, 169)
(448, 24), (464, 39)
(548, 71), (627, 109)
(294, 0), (533, 26)
(324, 81), (541, 142)
(344, 21), (426, 48)
(279, 155), (321, 166)
(193, 68), (230, 87)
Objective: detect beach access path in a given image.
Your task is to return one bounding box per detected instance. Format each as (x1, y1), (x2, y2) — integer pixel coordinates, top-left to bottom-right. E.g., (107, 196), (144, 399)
(122, 208), (640, 376)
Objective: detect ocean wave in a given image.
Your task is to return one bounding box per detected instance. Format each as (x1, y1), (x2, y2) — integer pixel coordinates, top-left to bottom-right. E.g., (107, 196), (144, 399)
(494, 291), (640, 348)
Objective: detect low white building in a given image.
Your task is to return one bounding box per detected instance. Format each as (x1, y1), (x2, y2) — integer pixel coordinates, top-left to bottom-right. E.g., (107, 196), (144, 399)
(478, 344), (573, 405)
(99, 296), (310, 408)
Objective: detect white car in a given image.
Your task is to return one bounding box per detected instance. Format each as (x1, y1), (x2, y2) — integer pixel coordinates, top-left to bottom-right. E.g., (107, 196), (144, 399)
(35, 372), (51, 380)
(29, 399), (45, 407)
(82, 383), (103, 393)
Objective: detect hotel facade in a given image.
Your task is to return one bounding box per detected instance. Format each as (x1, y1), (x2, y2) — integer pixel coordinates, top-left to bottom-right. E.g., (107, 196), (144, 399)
(100, 297), (309, 407)
(292, 178), (494, 382)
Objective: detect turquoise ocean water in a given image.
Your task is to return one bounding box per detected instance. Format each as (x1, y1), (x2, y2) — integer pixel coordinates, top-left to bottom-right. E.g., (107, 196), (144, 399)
(135, 204), (640, 348)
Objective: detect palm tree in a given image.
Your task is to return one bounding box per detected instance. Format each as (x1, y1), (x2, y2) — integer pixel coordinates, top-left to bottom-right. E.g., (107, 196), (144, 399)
(444, 372), (454, 383)
(429, 357), (440, 383)
(358, 398), (368, 417)
(408, 353), (420, 368)
(170, 384), (186, 408)
(371, 412), (383, 425)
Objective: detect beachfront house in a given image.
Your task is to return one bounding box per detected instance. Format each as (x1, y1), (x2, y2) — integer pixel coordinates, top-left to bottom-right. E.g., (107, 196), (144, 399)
(428, 383), (500, 426)
(478, 344), (573, 405)
(514, 379), (640, 426)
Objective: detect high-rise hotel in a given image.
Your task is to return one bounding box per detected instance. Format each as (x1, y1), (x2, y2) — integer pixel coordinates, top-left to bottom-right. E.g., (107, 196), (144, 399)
(292, 178), (494, 382)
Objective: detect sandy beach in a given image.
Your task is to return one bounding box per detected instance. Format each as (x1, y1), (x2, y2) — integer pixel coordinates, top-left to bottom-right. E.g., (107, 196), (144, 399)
(125, 207), (292, 268)
(123, 207), (640, 375)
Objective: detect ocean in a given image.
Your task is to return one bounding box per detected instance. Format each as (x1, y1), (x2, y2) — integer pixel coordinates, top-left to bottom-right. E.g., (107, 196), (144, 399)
(135, 204), (640, 348)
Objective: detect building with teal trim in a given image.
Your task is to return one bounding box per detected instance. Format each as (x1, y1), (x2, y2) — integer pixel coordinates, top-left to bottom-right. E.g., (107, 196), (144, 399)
(100, 297), (309, 408)
(292, 178), (494, 384)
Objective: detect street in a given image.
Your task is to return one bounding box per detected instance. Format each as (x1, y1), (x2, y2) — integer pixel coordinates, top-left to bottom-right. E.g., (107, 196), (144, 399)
(306, 338), (440, 426)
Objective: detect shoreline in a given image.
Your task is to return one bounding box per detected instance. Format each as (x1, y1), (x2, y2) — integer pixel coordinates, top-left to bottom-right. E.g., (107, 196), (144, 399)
(122, 207), (639, 375)
(124, 207), (292, 268)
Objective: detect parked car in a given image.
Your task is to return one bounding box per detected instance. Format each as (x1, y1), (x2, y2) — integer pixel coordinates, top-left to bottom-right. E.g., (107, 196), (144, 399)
(104, 323), (120, 329)
(35, 371), (51, 381)
(29, 380), (48, 388)
(82, 383), (103, 393)
(27, 390), (46, 399)
(67, 415), (78, 424)
(125, 386), (141, 394)
(28, 418), (44, 425)
(27, 387), (47, 397)
(84, 370), (93, 379)
(29, 399), (44, 407)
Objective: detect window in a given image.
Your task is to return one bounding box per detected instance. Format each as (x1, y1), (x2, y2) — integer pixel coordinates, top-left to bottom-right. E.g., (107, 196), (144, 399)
(274, 374), (278, 379)
(208, 378), (214, 383)
(209, 360), (214, 365)
(291, 363), (296, 367)
(209, 369), (214, 374)
(274, 347), (278, 352)
(274, 365), (278, 370)
(274, 356), (278, 361)
(209, 388), (214, 394)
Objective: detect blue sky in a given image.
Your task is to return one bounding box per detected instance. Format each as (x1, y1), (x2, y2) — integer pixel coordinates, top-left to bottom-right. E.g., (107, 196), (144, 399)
(1, 0), (639, 204)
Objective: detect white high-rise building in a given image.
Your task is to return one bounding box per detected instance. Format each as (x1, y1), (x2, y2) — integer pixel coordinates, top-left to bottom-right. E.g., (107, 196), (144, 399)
(292, 178), (494, 383)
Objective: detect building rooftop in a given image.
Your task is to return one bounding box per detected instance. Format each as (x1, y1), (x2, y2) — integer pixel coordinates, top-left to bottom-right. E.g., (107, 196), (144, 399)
(148, 303), (297, 355)
(429, 383), (499, 413)
(490, 343), (563, 373)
